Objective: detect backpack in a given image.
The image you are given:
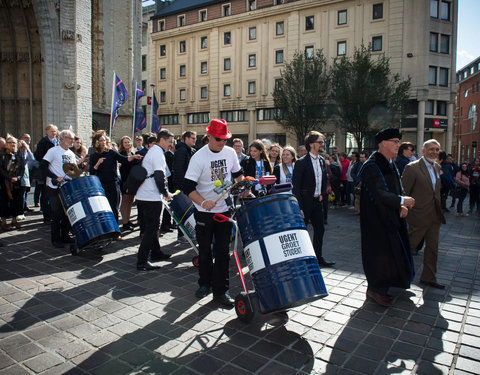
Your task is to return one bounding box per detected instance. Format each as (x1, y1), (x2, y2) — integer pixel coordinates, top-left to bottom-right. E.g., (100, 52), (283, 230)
(124, 164), (153, 195)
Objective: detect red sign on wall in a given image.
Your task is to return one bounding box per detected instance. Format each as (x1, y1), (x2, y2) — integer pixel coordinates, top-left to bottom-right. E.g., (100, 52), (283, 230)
(433, 119), (440, 128)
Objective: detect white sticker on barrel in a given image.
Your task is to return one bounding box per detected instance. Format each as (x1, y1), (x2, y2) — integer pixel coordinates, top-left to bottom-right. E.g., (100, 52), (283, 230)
(66, 202), (86, 225)
(183, 214), (196, 239)
(88, 196), (112, 213)
(244, 229), (315, 274)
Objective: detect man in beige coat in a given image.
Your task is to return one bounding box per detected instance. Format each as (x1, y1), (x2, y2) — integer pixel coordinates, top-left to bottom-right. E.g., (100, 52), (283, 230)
(401, 139), (446, 289)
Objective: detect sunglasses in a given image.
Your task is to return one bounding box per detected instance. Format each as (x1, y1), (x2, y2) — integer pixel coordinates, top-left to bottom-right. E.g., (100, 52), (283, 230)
(214, 137), (227, 142)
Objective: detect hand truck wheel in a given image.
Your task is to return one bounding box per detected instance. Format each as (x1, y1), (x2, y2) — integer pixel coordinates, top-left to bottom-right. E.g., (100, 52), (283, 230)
(235, 292), (255, 323)
(192, 256), (199, 268)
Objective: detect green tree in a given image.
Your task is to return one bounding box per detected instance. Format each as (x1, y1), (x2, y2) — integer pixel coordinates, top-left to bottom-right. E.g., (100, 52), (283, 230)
(331, 44), (411, 149)
(273, 49), (331, 144)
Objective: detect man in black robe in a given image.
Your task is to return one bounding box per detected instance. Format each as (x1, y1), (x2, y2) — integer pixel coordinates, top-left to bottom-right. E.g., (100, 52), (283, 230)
(358, 128), (415, 307)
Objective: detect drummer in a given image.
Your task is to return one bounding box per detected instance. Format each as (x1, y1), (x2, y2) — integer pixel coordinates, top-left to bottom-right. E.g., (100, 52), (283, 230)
(183, 119), (244, 307)
(40, 130), (77, 248)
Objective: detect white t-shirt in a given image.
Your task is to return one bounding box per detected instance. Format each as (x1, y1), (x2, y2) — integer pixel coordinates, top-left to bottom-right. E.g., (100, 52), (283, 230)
(136, 144), (168, 201)
(43, 146), (77, 189)
(185, 145), (241, 213)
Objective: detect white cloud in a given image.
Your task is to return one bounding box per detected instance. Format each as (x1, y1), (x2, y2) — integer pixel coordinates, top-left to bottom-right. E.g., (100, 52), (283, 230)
(457, 50), (476, 70)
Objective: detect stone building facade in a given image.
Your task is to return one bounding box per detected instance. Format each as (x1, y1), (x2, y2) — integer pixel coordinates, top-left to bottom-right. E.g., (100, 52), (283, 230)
(454, 57), (480, 163)
(150, 0), (457, 152)
(0, 0), (142, 146)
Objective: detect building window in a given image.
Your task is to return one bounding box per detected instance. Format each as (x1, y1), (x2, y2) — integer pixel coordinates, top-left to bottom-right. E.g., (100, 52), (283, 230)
(179, 64), (186, 77)
(373, 3), (383, 19)
(159, 114), (179, 125)
(305, 16), (314, 30)
(179, 89), (186, 101)
(257, 108), (282, 121)
(188, 112), (210, 124)
(201, 36), (207, 49)
(468, 104), (477, 131)
(275, 78), (282, 90)
(160, 91), (166, 103)
(220, 110), (248, 122)
(179, 40), (186, 53)
(224, 84), (231, 97)
(160, 68), (166, 80)
(248, 54), (256, 67)
(275, 50), (284, 64)
(430, 0), (438, 18)
(200, 86), (208, 99)
(337, 41), (346, 56)
(223, 4), (231, 17)
(440, 34), (449, 54)
(437, 101), (447, 116)
(141, 55), (146, 71)
(429, 33), (438, 52)
(249, 27), (256, 40)
(338, 10), (347, 25)
(224, 31), (231, 45)
(201, 61), (207, 74)
(440, 1), (450, 21)
(160, 45), (166, 57)
(428, 66), (437, 85)
(248, 0), (256, 11)
(142, 28), (147, 46)
(305, 45), (314, 59)
(248, 81), (256, 95)
(274, 0), (285, 4)
(224, 58), (231, 71)
(141, 80), (147, 92)
(276, 21), (284, 36)
(439, 67), (448, 86)
(372, 36), (382, 52)
(158, 20), (165, 31)
(199, 9), (207, 22)
(177, 15), (185, 27)
(425, 100), (434, 115)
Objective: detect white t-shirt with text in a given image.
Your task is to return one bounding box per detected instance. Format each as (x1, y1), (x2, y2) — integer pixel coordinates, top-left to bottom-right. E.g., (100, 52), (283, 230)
(136, 144), (168, 201)
(43, 146), (77, 189)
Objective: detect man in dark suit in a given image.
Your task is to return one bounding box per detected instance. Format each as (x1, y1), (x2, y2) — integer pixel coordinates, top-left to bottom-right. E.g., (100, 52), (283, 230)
(292, 131), (335, 267)
(402, 139), (446, 289)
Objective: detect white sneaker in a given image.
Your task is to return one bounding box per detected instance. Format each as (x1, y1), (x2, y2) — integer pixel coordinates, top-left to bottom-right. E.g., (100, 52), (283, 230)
(17, 215), (26, 221)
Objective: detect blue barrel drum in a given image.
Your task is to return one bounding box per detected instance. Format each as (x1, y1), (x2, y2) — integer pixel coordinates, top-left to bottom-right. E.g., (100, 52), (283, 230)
(170, 192), (196, 239)
(237, 193), (328, 313)
(59, 176), (120, 250)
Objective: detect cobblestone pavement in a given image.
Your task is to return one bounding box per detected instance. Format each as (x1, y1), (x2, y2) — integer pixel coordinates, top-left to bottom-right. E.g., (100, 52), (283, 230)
(0, 198), (479, 375)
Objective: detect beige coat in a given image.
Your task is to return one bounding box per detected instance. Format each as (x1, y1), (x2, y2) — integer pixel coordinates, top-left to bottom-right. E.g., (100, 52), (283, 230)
(401, 157), (445, 227)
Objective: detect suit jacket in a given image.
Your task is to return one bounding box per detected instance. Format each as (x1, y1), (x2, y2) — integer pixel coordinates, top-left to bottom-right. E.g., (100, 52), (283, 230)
(292, 153), (327, 211)
(401, 157), (445, 227)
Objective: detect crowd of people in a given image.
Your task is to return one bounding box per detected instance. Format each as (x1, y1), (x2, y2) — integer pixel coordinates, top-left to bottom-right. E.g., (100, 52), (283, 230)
(1, 121), (479, 308)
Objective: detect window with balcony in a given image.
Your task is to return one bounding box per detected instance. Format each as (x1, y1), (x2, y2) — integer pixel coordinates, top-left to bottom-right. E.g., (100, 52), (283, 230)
(276, 21), (284, 36)
(338, 10), (347, 25)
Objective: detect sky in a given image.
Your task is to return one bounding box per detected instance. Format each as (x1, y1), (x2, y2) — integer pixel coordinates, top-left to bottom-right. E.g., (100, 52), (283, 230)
(456, 0), (480, 70)
(143, 0), (480, 72)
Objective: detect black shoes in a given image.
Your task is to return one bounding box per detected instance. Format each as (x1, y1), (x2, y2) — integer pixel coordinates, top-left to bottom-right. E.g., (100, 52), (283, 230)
(160, 226), (174, 233)
(318, 257), (335, 267)
(195, 286), (211, 298)
(52, 242), (64, 248)
(122, 222), (135, 231)
(61, 237), (75, 244)
(213, 293), (235, 307)
(420, 280), (445, 289)
(137, 262), (160, 271)
(150, 252), (171, 261)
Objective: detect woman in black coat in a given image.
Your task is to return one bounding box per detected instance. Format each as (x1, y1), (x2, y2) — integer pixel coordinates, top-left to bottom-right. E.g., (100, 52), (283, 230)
(241, 139), (272, 196)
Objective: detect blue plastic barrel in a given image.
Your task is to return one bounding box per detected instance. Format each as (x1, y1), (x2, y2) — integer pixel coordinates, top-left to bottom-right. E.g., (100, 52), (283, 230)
(59, 176), (120, 249)
(237, 193), (328, 313)
(170, 192), (196, 238)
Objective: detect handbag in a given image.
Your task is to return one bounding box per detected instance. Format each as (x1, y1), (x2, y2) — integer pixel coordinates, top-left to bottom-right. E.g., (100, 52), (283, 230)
(123, 165), (152, 195)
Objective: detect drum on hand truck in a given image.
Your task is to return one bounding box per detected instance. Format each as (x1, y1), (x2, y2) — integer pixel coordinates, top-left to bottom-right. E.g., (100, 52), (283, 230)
(59, 175), (120, 255)
(215, 193), (328, 322)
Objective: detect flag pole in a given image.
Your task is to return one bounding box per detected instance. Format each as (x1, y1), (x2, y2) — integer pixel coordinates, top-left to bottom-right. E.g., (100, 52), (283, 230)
(150, 83), (155, 133)
(109, 71), (116, 139)
(132, 81), (137, 141)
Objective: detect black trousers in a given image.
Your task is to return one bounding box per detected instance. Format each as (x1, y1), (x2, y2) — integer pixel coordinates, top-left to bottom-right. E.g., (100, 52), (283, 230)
(39, 183), (51, 220)
(302, 198), (325, 260)
(194, 210), (232, 296)
(47, 187), (71, 243)
(102, 182), (120, 223)
(137, 201), (164, 265)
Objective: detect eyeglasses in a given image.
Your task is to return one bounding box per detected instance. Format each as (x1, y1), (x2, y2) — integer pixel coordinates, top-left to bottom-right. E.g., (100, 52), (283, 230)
(313, 141), (325, 145)
(214, 137), (227, 142)
(386, 139), (400, 144)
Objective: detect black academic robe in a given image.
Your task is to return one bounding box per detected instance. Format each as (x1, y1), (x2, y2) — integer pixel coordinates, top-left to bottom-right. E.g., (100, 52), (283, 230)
(358, 151), (414, 291)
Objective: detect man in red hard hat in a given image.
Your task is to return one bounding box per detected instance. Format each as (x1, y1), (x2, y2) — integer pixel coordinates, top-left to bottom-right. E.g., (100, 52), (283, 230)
(183, 119), (244, 307)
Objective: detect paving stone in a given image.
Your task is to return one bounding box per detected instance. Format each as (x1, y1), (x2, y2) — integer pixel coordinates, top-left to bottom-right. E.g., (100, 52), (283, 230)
(0, 364), (31, 375)
(231, 351), (270, 373)
(56, 341), (91, 359)
(4, 341), (45, 362)
(455, 357), (480, 374)
(344, 355), (378, 374)
(90, 359), (133, 375)
(23, 352), (64, 373)
(0, 353), (14, 370)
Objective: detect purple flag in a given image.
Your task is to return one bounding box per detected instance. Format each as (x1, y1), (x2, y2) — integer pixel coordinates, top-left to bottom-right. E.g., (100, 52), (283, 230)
(110, 74), (128, 129)
(134, 85), (146, 132)
(151, 91), (161, 134)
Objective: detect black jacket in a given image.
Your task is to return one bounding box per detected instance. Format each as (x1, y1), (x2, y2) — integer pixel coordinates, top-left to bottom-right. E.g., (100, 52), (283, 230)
(172, 142), (195, 190)
(292, 154), (327, 211)
(241, 157), (272, 179)
(34, 136), (55, 161)
(0, 151), (26, 182)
